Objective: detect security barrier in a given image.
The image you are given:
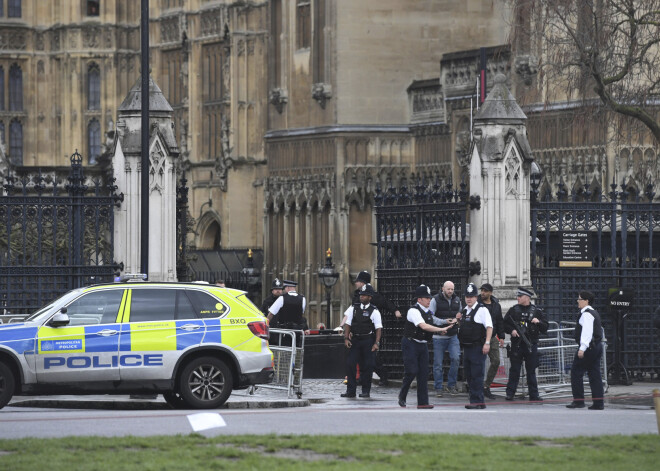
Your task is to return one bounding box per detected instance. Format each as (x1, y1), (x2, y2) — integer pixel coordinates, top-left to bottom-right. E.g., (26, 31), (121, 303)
(254, 328), (305, 398)
(487, 321), (608, 398)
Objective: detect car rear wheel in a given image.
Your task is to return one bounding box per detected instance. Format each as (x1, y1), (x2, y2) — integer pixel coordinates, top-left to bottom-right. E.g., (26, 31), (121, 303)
(178, 357), (233, 409)
(0, 361), (15, 409)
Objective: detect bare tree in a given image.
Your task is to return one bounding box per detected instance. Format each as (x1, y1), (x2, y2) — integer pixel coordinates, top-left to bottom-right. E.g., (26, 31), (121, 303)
(513, 0), (660, 143)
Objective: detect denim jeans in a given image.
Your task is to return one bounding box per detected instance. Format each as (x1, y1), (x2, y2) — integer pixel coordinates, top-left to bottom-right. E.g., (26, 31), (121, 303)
(433, 335), (460, 390)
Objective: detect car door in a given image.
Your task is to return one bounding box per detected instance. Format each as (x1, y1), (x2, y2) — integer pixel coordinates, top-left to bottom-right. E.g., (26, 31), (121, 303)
(118, 287), (203, 381)
(36, 288), (126, 383)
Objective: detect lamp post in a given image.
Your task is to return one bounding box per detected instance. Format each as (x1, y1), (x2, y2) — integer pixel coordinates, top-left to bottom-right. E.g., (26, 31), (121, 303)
(318, 248), (339, 328)
(241, 249), (261, 304)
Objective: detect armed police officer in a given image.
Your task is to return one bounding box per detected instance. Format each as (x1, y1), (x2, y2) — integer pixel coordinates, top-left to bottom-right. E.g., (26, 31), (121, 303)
(429, 281), (462, 396)
(458, 283), (493, 409)
(261, 278), (284, 325)
(341, 283), (382, 399)
(398, 285), (454, 409)
(566, 290), (605, 410)
(478, 283), (505, 399)
(503, 287), (548, 402)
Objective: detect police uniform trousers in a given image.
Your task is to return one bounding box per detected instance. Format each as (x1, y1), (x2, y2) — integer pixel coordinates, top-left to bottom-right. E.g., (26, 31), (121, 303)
(570, 342), (604, 407)
(484, 337), (501, 388)
(399, 337), (430, 406)
(506, 340), (540, 398)
(463, 343), (486, 404)
(346, 335), (375, 395)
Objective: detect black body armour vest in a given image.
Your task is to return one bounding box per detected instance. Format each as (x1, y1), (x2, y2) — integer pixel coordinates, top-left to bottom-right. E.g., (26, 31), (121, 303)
(458, 303), (486, 346)
(404, 305), (433, 342)
(574, 307), (603, 347)
(510, 304), (542, 342)
(278, 293), (304, 326)
(351, 304), (376, 335)
(433, 293), (461, 336)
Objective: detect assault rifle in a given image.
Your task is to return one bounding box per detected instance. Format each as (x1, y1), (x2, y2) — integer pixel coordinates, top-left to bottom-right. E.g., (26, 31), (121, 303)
(513, 320), (532, 349)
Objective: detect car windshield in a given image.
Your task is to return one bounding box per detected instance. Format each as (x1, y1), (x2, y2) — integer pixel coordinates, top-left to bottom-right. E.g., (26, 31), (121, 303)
(24, 290), (81, 322)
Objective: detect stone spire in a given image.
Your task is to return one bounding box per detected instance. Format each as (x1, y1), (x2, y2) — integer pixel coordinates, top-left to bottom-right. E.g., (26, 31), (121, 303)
(475, 73), (527, 123)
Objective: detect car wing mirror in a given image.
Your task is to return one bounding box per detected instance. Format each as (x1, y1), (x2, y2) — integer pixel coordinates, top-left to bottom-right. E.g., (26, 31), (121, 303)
(49, 312), (70, 327)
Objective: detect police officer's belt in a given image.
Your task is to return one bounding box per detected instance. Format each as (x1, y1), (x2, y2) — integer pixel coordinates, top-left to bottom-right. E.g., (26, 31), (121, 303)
(352, 332), (374, 337)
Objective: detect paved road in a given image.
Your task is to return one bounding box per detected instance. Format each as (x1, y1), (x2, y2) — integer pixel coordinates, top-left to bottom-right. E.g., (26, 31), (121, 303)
(1, 379), (657, 439)
(1, 397), (656, 439)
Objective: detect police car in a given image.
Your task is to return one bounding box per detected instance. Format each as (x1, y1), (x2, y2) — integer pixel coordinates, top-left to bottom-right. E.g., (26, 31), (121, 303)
(0, 279), (274, 409)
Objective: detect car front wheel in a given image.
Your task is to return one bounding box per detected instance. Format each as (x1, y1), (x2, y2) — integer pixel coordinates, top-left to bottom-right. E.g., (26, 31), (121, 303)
(178, 357), (233, 409)
(0, 361), (15, 409)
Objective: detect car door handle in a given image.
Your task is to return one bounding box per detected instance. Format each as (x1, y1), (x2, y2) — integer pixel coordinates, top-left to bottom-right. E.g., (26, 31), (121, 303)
(179, 324), (202, 331)
(97, 329), (118, 336)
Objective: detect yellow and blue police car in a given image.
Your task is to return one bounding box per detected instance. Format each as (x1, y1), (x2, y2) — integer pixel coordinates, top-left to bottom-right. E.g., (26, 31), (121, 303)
(0, 278), (274, 409)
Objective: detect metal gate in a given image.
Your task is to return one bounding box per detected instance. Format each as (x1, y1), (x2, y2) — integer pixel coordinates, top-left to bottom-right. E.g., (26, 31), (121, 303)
(531, 179), (660, 381)
(0, 151), (123, 317)
(374, 178), (479, 378)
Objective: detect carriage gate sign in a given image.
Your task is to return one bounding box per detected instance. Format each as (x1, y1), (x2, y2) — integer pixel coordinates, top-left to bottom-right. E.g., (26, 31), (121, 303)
(560, 231), (592, 267)
(531, 179), (660, 379)
(374, 179), (479, 378)
(0, 151), (123, 316)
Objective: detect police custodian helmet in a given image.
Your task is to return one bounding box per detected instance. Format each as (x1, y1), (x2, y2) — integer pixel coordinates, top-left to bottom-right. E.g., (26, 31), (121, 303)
(414, 284), (433, 299)
(464, 283), (478, 297)
(354, 270), (371, 284)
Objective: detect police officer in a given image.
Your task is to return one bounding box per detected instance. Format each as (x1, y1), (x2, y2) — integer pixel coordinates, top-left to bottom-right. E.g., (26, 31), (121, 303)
(261, 278), (284, 324)
(478, 283), (505, 399)
(341, 283), (382, 399)
(342, 270), (401, 386)
(503, 287), (548, 402)
(567, 290), (605, 410)
(429, 281), (462, 396)
(458, 283), (493, 409)
(398, 284), (453, 409)
(267, 280), (306, 330)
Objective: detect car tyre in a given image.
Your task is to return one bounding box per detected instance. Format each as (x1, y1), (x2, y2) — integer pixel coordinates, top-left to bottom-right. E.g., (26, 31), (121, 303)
(163, 391), (187, 409)
(178, 357), (233, 409)
(0, 361), (15, 409)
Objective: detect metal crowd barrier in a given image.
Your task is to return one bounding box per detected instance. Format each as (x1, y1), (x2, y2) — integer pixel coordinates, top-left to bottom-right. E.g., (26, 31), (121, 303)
(487, 321), (608, 399)
(252, 328), (305, 398)
(0, 314), (29, 324)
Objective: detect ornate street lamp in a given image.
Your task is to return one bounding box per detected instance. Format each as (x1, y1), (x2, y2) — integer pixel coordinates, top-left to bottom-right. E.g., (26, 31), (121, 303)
(530, 160), (543, 201)
(241, 249), (261, 303)
(317, 248), (339, 328)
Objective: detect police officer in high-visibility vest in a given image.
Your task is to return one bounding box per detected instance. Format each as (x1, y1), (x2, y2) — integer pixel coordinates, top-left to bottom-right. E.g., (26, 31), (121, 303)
(341, 283), (382, 399)
(267, 280), (306, 344)
(566, 290), (605, 410)
(398, 284), (454, 409)
(458, 283), (493, 409)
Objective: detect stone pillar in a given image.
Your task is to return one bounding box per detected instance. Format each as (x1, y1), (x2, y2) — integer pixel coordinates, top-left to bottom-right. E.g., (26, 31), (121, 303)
(469, 74), (534, 310)
(112, 75), (180, 282)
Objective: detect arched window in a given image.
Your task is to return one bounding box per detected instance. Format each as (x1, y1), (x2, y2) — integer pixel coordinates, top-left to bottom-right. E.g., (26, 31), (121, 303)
(88, 119), (101, 165)
(8, 0), (21, 18)
(87, 1), (100, 17)
(9, 64), (22, 111)
(9, 119), (22, 163)
(88, 63), (100, 110)
(0, 66), (4, 110)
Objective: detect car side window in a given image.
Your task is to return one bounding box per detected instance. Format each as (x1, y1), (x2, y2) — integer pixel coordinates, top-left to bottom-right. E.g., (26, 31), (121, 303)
(129, 289), (196, 322)
(186, 290), (229, 318)
(64, 290), (124, 326)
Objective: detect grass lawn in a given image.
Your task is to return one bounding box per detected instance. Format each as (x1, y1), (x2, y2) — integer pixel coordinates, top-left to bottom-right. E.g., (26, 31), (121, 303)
(0, 433), (658, 470)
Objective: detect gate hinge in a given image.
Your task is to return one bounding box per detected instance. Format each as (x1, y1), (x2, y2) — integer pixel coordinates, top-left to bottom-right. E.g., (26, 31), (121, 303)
(468, 194), (481, 210)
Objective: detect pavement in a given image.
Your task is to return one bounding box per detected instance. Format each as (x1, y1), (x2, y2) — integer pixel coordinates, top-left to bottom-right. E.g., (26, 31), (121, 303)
(8, 377), (660, 411)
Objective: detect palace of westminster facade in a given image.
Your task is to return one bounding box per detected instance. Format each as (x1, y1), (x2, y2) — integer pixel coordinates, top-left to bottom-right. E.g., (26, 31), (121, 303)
(0, 1), (656, 326)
